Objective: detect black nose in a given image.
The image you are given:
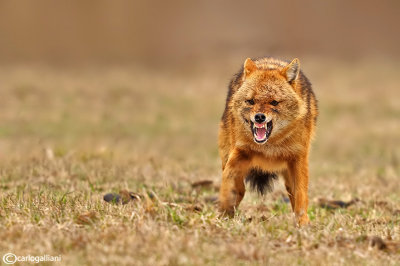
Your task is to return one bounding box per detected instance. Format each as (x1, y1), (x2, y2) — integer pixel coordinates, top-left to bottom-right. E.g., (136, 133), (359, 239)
(254, 113), (266, 123)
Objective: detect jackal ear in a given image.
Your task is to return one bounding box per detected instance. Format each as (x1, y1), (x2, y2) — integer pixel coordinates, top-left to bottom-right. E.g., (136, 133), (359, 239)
(281, 58), (300, 83)
(243, 58), (257, 78)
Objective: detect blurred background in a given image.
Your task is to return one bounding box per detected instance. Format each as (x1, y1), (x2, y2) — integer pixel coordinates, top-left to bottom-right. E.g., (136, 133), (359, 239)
(1, 0), (399, 65)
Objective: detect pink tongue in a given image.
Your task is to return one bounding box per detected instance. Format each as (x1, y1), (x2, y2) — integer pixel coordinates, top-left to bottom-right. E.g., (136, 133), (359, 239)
(256, 128), (266, 139)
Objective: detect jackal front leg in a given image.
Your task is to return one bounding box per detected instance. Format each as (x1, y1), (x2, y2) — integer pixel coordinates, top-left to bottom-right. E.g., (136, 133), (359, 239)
(288, 155), (310, 226)
(219, 149), (250, 217)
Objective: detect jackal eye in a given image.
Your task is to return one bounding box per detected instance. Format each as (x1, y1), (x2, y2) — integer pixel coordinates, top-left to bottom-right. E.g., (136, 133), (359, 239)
(246, 99), (255, 105)
(270, 100), (279, 106)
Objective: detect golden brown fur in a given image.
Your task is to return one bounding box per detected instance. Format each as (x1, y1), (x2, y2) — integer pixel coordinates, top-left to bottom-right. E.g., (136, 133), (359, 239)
(218, 57), (318, 226)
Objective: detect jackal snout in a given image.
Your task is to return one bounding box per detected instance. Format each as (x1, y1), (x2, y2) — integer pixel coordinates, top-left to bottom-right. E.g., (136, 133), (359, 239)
(254, 113), (266, 123)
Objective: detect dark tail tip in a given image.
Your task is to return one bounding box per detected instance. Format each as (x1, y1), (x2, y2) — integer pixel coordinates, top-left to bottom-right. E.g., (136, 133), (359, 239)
(245, 168), (278, 195)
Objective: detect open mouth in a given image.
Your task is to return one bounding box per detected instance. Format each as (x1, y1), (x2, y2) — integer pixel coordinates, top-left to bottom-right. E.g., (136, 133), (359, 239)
(251, 120), (273, 144)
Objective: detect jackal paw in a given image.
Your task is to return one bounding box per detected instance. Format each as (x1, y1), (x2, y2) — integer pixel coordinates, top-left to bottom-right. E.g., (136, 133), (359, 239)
(295, 212), (310, 227)
(218, 205), (235, 218)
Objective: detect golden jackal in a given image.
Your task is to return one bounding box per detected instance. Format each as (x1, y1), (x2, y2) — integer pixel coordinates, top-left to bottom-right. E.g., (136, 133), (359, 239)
(218, 57), (318, 226)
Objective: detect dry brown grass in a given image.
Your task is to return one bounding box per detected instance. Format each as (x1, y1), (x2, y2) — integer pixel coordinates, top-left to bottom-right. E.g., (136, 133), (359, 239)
(0, 58), (399, 265)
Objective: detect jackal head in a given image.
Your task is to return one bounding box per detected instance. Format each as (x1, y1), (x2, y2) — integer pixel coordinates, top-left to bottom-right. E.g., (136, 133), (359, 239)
(232, 58), (306, 144)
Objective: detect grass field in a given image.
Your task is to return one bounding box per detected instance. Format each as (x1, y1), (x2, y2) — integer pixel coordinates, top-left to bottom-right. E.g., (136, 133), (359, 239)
(0, 58), (399, 265)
